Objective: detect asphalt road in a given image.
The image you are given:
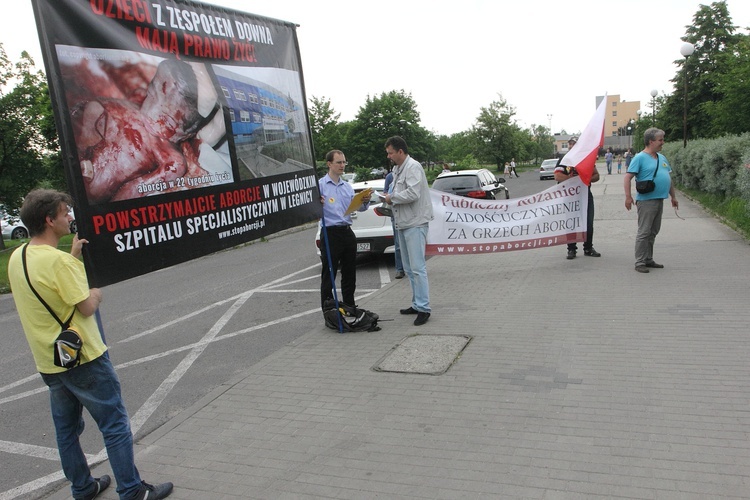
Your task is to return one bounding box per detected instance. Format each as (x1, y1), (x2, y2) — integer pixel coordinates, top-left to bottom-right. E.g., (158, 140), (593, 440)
(0, 167), (550, 499)
(0, 224), (399, 499)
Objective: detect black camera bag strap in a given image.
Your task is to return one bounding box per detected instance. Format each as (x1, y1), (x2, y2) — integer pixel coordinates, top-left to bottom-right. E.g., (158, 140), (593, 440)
(21, 244), (75, 329)
(650, 155), (660, 182)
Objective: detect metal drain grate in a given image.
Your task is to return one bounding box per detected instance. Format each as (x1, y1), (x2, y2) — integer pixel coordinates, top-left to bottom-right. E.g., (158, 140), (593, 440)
(373, 334), (472, 375)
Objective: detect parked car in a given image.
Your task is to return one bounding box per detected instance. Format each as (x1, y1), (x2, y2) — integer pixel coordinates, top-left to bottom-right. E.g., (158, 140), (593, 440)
(1, 215), (29, 240)
(315, 179), (395, 255)
(341, 173), (357, 184)
(539, 158), (559, 180)
(1, 208), (77, 240)
(370, 167), (387, 178)
(432, 169), (509, 200)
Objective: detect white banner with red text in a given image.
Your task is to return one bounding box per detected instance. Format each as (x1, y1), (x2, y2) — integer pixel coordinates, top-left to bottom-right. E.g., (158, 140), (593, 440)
(426, 177), (588, 255)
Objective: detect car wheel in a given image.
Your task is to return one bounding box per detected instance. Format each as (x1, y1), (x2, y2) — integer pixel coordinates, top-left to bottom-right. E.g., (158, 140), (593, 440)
(70, 221), (77, 233)
(11, 227), (28, 239)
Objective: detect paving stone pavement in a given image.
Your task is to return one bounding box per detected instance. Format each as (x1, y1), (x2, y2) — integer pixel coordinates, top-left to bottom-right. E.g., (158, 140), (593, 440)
(50, 172), (750, 499)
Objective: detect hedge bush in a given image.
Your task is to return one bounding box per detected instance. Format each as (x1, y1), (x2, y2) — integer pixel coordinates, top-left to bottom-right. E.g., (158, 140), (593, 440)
(663, 132), (750, 202)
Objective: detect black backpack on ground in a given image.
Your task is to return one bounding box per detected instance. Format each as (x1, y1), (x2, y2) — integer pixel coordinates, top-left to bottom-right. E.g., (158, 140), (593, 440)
(323, 299), (380, 332)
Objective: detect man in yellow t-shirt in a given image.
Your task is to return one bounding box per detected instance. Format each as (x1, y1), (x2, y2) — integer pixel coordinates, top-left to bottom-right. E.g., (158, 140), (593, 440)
(8, 189), (172, 500)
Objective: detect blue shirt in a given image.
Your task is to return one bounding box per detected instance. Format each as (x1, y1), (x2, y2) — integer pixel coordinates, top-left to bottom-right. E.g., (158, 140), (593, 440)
(384, 172), (394, 194)
(627, 152), (672, 200)
(318, 174), (367, 226)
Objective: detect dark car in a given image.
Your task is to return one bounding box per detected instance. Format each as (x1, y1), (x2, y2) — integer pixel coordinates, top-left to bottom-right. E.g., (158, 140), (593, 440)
(432, 169), (509, 200)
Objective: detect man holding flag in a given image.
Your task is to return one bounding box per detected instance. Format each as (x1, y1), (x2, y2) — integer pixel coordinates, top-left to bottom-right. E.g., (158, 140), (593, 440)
(554, 136), (601, 259)
(550, 97), (607, 259)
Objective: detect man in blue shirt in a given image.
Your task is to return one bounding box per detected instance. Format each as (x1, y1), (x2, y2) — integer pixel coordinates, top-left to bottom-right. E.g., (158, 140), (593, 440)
(318, 150), (371, 309)
(383, 169), (405, 279)
(624, 128), (679, 273)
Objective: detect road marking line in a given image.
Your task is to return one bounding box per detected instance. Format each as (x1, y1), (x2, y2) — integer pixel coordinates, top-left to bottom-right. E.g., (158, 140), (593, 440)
(0, 262), (384, 498)
(128, 292), (253, 436)
(0, 440), (96, 461)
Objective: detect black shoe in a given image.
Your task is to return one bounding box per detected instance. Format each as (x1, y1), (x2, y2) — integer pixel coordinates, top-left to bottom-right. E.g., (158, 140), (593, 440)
(414, 312), (430, 326)
(584, 248), (601, 257)
(77, 475), (111, 500)
(645, 261), (664, 268)
(566, 250), (576, 260)
(134, 481), (173, 500)
(400, 306), (419, 315)
(635, 266), (650, 273)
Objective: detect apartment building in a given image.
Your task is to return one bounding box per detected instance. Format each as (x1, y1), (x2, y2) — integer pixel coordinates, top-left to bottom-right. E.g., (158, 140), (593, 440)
(596, 94), (641, 150)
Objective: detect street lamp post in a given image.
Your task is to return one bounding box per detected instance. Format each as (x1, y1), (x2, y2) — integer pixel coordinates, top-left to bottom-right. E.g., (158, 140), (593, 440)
(627, 125), (632, 150)
(650, 89), (658, 126)
(680, 42), (695, 148)
(635, 110), (642, 151)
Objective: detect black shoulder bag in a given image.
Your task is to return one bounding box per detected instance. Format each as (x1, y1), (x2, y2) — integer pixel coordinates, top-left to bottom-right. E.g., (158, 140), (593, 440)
(635, 155), (659, 194)
(21, 244), (83, 369)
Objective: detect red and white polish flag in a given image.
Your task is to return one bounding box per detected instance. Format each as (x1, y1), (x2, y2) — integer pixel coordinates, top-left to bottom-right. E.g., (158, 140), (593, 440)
(559, 96), (607, 186)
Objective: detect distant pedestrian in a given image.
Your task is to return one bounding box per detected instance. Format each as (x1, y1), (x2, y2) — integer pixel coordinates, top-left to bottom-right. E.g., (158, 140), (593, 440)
(503, 162), (510, 177)
(617, 154), (623, 174)
(510, 158), (519, 178)
(441, 163), (451, 174)
(605, 148), (613, 174)
(384, 169), (404, 279)
(625, 148), (633, 169)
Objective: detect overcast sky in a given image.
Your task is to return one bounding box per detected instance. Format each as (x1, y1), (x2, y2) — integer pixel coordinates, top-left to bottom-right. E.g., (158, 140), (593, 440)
(3, 0), (749, 137)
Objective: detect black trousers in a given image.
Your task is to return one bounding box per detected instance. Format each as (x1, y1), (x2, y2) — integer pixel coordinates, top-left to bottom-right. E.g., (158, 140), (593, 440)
(320, 225), (357, 309)
(568, 188), (595, 252)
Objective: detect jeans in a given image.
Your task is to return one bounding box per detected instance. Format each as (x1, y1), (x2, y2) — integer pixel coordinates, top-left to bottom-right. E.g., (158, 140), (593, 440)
(41, 355), (143, 499)
(397, 224), (430, 313)
(391, 217), (403, 272)
(635, 198), (664, 266)
(568, 188), (595, 253)
(320, 225), (357, 308)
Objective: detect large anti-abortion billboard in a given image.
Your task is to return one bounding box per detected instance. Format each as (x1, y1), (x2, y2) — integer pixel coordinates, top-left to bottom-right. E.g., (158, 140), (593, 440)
(32, 0), (321, 286)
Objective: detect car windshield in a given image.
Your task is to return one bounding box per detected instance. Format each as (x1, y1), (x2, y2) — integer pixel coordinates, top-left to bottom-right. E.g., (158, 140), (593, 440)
(433, 176), (481, 191)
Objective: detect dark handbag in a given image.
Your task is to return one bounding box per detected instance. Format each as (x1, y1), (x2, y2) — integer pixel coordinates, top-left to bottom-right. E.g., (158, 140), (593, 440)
(635, 180), (655, 194)
(635, 156), (659, 194)
(22, 245), (82, 369)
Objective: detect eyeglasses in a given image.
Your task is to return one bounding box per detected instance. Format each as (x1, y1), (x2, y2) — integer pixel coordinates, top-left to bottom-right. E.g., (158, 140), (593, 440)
(333, 161), (348, 165)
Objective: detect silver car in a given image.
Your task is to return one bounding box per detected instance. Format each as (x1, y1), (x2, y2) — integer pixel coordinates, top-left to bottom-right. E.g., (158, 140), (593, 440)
(539, 158), (559, 180)
(1, 216), (28, 240)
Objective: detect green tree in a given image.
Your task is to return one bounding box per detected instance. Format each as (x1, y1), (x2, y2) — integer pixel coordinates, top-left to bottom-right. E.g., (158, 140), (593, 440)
(528, 124), (555, 163)
(705, 33), (750, 135)
(0, 46), (54, 248)
(435, 131), (476, 165)
(308, 95), (342, 161)
(345, 90), (433, 169)
(659, 1), (741, 140)
(472, 94), (525, 169)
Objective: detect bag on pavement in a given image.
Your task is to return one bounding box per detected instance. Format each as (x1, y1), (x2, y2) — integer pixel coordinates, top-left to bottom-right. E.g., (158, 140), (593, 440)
(323, 299), (380, 332)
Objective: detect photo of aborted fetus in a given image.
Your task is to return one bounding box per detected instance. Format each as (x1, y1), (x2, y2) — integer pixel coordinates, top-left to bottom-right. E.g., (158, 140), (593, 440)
(59, 48), (233, 204)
